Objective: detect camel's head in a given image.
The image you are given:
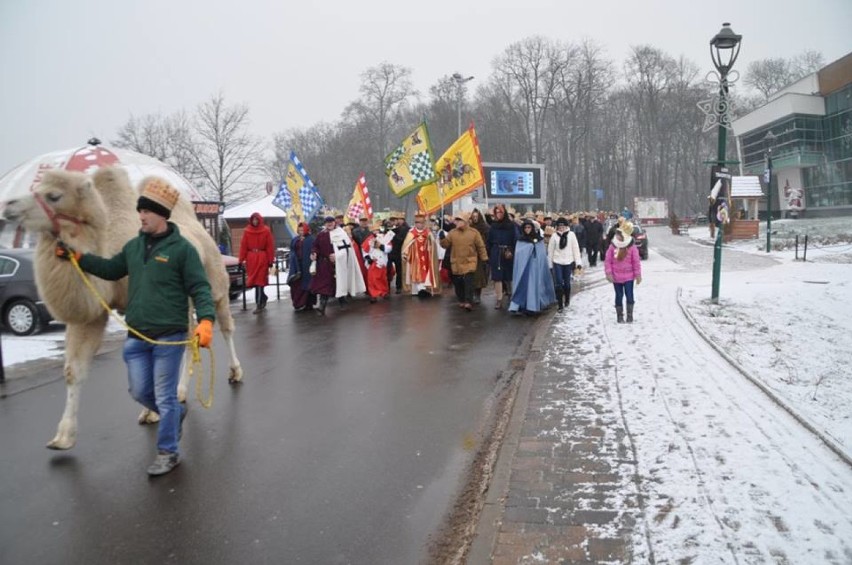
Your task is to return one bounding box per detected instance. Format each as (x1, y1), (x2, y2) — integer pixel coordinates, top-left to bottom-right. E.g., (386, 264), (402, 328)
(2, 170), (107, 235)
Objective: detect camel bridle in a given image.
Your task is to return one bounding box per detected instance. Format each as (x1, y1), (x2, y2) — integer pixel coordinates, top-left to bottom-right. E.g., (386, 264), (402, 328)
(33, 191), (86, 237)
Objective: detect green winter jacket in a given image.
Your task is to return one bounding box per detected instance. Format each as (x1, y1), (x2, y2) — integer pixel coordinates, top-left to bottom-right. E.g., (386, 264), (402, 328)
(79, 223), (215, 336)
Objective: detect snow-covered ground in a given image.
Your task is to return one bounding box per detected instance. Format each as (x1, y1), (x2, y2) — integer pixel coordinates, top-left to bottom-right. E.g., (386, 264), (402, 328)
(546, 222), (852, 563)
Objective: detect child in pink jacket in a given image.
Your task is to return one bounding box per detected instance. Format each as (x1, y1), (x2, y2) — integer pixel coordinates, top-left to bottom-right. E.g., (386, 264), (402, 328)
(604, 222), (642, 323)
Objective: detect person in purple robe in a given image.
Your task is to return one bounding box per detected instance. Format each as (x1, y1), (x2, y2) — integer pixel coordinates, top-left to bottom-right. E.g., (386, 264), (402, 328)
(309, 216), (338, 315)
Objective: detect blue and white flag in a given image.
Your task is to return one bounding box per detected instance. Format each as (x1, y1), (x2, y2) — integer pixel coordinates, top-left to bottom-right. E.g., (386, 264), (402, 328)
(290, 151), (324, 222)
(272, 151), (324, 238)
(272, 180), (292, 210)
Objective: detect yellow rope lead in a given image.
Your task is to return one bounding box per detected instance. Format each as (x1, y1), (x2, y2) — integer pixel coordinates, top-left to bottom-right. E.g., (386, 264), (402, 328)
(69, 253), (215, 408)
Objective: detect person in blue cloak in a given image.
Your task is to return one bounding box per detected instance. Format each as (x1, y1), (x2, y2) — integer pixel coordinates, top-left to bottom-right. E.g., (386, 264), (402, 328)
(288, 222), (316, 311)
(508, 219), (556, 315)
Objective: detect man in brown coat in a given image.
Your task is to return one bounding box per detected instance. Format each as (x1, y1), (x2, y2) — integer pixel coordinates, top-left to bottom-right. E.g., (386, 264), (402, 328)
(439, 212), (488, 311)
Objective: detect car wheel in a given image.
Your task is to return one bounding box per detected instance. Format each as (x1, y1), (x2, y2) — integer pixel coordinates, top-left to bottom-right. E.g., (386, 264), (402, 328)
(4, 298), (41, 336)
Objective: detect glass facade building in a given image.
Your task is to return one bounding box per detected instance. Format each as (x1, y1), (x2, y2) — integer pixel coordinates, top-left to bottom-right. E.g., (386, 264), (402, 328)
(734, 54), (852, 216)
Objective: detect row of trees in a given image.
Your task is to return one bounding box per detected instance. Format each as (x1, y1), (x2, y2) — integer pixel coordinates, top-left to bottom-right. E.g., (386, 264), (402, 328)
(113, 38), (823, 216)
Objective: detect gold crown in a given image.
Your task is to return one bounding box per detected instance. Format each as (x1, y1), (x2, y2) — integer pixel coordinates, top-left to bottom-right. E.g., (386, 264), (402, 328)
(141, 178), (180, 211)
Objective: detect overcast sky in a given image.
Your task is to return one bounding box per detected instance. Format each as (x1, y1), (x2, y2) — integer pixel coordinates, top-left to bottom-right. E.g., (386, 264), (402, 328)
(1, 0), (850, 175)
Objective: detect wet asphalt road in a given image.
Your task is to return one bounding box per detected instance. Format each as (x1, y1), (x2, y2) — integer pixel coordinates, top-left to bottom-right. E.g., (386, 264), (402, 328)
(0, 290), (537, 565)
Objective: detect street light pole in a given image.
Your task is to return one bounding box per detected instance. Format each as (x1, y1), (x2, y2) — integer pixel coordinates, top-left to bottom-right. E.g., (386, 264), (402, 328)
(708, 22), (742, 304)
(452, 72), (474, 137)
(764, 130), (776, 252)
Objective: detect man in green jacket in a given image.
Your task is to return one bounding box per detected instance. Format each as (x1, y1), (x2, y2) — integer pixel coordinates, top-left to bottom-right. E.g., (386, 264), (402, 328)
(57, 178), (215, 476)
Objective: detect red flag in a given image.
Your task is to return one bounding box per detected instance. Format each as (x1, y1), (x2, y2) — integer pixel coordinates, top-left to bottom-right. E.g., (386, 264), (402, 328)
(346, 173), (373, 221)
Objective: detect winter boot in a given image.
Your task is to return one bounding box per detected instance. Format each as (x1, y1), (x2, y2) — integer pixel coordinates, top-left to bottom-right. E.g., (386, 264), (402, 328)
(565, 287), (571, 306)
(556, 289), (564, 312)
(616, 305), (625, 323)
(317, 296), (328, 316)
(626, 303), (634, 323)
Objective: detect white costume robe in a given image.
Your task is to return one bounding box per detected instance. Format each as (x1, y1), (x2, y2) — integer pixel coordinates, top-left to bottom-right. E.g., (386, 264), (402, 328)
(330, 227), (366, 298)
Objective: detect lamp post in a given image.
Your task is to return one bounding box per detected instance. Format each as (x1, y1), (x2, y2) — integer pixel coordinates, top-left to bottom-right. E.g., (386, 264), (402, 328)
(764, 130), (776, 252)
(709, 22), (742, 303)
(452, 72), (474, 136)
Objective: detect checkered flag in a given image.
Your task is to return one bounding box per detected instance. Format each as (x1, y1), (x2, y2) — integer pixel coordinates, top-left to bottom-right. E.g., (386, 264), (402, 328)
(408, 151), (435, 183)
(299, 185), (321, 219)
(289, 151), (324, 221)
(347, 201), (364, 220)
(271, 181), (291, 213)
(385, 146), (405, 173)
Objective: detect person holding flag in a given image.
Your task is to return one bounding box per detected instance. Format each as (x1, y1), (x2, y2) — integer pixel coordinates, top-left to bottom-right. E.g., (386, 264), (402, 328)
(439, 212), (488, 311)
(401, 213), (440, 297)
(287, 222), (316, 312)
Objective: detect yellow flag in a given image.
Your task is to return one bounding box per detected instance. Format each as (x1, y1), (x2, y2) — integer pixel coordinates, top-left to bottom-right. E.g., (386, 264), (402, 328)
(282, 160), (305, 238)
(416, 125), (485, 215)
(384, 122), (439, 197)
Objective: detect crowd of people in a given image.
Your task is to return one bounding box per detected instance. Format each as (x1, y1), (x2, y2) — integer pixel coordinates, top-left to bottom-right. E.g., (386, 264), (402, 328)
(275, 206), (642, 322)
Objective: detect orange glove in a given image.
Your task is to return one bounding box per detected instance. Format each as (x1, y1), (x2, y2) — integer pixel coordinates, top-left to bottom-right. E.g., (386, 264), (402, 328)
(55, 241), (81, 262)
(194, 319), (213, 348)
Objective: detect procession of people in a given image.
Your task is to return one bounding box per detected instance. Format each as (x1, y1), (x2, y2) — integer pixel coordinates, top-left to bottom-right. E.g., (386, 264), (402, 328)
(248, 206), (642, 323)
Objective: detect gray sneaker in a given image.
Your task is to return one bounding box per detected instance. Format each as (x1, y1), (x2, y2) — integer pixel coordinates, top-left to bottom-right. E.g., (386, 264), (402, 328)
(147, 450), (180, 476)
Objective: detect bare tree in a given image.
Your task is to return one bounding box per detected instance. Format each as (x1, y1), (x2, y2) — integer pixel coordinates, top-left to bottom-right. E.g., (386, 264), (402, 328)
(744, 58), (794, 100)
(791, 49), (825, 77)
(186, 93), (266, 204)
(344, 62), (418, 160)
(744, 50), (824, 101)
(112, 111), (200, 183)
(491, 36), (571, 164)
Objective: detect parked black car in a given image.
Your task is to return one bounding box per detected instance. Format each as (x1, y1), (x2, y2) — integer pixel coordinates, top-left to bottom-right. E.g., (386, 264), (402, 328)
(0, 249), (53, 335)
(632, 223), (649, 260)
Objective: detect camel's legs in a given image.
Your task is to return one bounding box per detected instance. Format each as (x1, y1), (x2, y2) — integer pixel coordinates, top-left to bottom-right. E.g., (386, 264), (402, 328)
(47, 315), (108, 450)
(217, 298), (243, 384)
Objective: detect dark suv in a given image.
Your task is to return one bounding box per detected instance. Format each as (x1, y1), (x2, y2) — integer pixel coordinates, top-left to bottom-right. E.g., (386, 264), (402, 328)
(0, 249), (53, 335)
(632, 223), (649, 260)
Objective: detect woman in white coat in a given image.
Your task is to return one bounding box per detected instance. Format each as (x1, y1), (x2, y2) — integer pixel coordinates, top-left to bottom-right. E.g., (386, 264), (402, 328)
(547, 217), (583, 312)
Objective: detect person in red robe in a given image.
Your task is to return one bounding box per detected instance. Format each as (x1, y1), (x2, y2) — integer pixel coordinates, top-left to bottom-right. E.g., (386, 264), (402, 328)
(238, 212), (276, 313)
(361, 221), (394, 302)
(401, 213), (441, 297)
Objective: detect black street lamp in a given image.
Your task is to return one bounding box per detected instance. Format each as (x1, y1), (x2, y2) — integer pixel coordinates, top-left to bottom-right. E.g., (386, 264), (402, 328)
(764, 130), (777, 252)
(451, 72), (474, 136)
(709, 22), (742, 303)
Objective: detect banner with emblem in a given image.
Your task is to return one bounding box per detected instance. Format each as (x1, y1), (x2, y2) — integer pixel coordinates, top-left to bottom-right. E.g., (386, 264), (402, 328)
(384, 122), (440, 197)
(272, 150), (324, 238)
(416, 124), (485, 215)
(346, 173), (373, 221)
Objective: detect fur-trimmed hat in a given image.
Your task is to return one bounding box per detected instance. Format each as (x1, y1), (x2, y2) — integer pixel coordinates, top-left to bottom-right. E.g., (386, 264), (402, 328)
(555, 216), (570, 227)
(137, 177), (179, 219)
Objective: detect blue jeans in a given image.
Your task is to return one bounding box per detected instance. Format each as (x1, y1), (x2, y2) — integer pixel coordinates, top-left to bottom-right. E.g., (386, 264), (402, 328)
(552, 262), (573, 293)
(613, 280), (635, 307)
(123, 333), (187, 454)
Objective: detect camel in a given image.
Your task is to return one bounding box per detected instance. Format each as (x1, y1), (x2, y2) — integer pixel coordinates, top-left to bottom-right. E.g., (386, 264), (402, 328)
(2, 166), (243, 449)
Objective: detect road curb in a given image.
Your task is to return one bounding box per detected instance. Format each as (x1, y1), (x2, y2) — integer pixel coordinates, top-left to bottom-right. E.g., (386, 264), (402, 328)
(676, 287), (852, 468)
(465, 310), (554, 564)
